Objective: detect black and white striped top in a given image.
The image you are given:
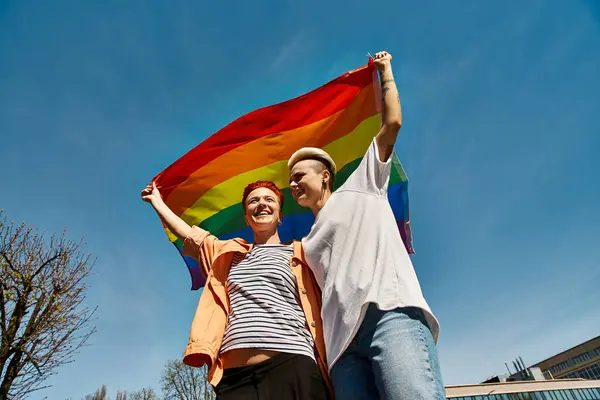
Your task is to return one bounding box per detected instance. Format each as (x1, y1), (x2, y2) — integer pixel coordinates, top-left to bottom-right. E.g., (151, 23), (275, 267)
(220, 244), (315, 361)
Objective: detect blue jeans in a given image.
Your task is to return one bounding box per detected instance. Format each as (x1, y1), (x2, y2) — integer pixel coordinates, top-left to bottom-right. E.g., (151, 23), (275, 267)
(330, 304), (445, 400)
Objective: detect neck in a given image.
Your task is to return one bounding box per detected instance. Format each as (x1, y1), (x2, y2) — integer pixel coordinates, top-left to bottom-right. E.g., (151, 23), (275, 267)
(253, 229), (281, 245)
(311, 190), (332, 216)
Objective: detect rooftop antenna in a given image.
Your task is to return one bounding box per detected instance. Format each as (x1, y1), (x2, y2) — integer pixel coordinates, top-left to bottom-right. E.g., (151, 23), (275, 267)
(518, 358), (525, 373)
(505, 363), (512, 375)
(519, 357), (529, 378)
(513, 360), (520, 374)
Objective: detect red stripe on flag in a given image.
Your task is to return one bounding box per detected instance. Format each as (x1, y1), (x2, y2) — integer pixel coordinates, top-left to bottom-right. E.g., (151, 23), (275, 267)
(153, 64), (375, 199)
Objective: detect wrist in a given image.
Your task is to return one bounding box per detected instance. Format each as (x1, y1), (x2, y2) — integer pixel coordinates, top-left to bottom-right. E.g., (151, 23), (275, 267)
(379, 68), (394, 83)
(151, 197), (164, 208)
(376, 61), (392, 72)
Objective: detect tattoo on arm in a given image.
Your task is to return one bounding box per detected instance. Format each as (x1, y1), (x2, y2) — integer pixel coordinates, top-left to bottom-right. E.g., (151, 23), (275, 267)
(380, 78), (394, 99)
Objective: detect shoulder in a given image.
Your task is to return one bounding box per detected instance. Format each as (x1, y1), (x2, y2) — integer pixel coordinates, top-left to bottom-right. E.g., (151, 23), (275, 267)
(222, 237), (252, 253)
(191, 231), (251, 256)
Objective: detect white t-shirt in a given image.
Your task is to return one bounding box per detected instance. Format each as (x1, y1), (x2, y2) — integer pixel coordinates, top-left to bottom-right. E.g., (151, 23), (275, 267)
(302, 138), (440, 370)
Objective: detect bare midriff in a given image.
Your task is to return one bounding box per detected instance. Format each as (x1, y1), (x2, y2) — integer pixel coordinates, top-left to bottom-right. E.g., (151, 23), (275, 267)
(221, 348), (281, 369)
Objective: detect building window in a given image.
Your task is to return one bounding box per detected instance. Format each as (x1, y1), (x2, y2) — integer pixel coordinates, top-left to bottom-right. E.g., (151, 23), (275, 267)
(563, 362), (600, 380)
(546, 348), (600, 376)
(448, 387), (600, 399)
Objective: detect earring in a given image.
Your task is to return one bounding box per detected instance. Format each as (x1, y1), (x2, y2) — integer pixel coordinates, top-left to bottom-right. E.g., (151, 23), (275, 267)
(322, 179), (326, 189)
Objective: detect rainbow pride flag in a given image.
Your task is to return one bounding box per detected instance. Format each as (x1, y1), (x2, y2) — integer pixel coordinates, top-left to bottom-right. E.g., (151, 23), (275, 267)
(152, 60), (414, 290)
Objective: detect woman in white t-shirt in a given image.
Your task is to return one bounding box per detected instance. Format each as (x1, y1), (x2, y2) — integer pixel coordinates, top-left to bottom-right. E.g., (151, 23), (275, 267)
(287, 51), (445, 400)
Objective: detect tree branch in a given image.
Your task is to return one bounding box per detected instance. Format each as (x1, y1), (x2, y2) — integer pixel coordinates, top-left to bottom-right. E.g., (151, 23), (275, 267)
(32, 253), (61, 280)
(0, 273), (9, 344)
(20, 346), (43, 376)
(0, 212), (97, 399)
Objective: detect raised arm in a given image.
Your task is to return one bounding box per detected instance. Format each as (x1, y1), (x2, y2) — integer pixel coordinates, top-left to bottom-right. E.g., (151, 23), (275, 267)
(141, 182), (194, 241)
(374, 51), (402, 162)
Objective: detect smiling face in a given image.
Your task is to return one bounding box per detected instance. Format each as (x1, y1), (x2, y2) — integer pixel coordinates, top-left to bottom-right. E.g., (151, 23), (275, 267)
(243, 187), (283, 233)
(289, 159), (331, 209)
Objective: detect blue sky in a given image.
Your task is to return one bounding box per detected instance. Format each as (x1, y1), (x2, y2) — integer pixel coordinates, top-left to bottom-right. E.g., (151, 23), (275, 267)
(1, 0), (599, 398)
